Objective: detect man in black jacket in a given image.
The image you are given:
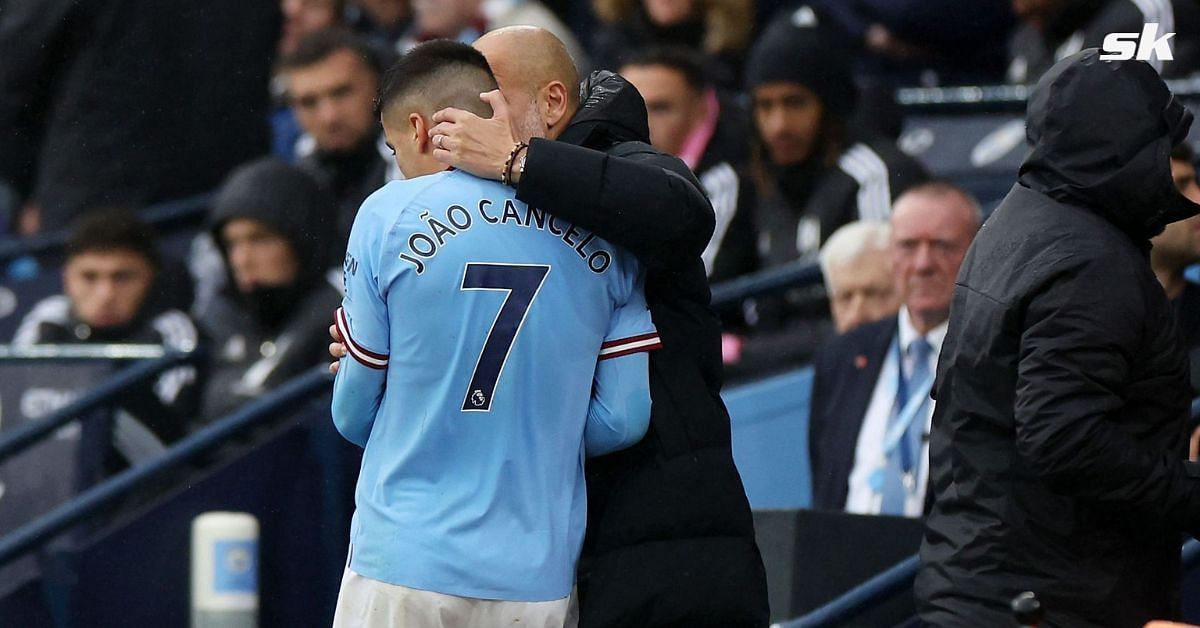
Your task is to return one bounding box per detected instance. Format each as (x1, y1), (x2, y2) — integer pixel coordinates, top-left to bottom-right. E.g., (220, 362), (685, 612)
(0, 0), (279, 234)
(337, 25), (769, 628)
(917, 50), (1200, 627)
(618, 46), (758, 285)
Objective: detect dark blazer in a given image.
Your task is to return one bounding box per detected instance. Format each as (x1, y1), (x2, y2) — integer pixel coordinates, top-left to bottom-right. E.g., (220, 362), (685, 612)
(808, 315), (897, 511)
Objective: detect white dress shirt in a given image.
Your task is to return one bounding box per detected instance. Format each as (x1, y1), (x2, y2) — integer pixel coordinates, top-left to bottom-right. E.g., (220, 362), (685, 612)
(844, 307), (948, 518)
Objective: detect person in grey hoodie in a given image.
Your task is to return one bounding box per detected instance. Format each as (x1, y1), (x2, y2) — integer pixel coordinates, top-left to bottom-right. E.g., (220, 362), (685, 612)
(198, 158), (343, 422)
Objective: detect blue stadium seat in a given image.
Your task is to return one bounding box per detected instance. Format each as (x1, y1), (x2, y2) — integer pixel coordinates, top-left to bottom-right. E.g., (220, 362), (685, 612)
(725, 367), (813, 510)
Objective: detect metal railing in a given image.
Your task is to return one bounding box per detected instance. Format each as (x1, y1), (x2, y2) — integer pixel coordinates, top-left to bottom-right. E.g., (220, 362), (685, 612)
(0, 367), (333, 568)
(710, 259), (824, 311)
(0, 193), (211, 263)
(0, 350), (193, 464)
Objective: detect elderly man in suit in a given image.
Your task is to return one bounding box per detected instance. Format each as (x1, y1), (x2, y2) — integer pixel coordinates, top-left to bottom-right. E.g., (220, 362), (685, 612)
(809, 181), (981, 517)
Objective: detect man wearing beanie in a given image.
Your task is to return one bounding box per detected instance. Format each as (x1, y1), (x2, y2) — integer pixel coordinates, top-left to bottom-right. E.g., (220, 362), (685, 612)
(726, 5), (928, 378)
(198, 157), (343, 421)
(917, 50), (1200, 626)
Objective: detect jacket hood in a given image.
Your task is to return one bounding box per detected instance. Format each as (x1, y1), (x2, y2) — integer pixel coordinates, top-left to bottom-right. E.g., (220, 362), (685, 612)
(210, 157), (339, 286)
(559, 70), (651, 149)
(1019, 49), (1200, 240)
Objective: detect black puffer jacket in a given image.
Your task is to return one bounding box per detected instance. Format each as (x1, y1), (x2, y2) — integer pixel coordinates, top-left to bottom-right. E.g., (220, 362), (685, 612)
(916, 50), (1200, 627)
(517, 71), (769, 628)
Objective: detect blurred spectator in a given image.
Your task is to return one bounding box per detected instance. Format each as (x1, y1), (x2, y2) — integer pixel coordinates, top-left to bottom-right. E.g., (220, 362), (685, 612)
(727, 9), (928, 376)
(273, 0), (348, 159)
(808, 182), (980, 517)
(280, 29), (399, 240)
(1007, 0), (1200, 84)
(592, 0), (752, 88)
(0, 0), (279, 234)
(485, 0), (590, 71)
(198, 159), (342, 422)
(1154, 143), (1200, 395)
(818, 221), (899, 334)
(618, 47), (756, 283)
(399, 0), (588, 69)
(280, 0), (346, 56)
(809, 0), (1015, 85)
(345, 0), (412, 48)
(13, 209), (201, 467)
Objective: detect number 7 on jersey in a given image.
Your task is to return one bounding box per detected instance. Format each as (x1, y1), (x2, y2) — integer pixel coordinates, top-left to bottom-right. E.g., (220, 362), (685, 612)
(460, 263), (551, 411)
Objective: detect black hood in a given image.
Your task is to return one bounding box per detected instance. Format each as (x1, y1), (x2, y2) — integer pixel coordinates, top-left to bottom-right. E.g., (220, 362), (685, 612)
(1019, 49), (1200, 240)
(210, 157), (339, 286)
(559, 70), (651, 149)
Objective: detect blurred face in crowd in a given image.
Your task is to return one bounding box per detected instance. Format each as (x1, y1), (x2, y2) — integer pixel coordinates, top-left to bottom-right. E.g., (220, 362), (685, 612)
(356, 0), (410, 28)
(473, 28), (577, 142)
(642, 0), (697, 26)
(64, 249), (155, 329)
(1152, 157), (1200, 275)
(285, 49), (380, 154)
(221, 219), (301, 293)
(1011, 0), (1066, 30)
(752, 82), (824, 167)
(620, 63), (706, 157)
(827, 249), (899, 334)
(413, 0), (480, 38)
(280, 0), (341, 56)
(890, 190), (979, 333)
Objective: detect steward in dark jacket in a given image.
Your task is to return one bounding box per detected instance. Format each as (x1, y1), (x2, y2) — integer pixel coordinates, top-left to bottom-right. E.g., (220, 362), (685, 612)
(917, 50), (1200, 627)
(516, 70), (769, 628)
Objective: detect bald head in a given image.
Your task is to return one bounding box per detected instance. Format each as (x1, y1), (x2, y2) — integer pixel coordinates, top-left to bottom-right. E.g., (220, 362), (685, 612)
(474, 26), (579, 140)
(889, 182), (981, 333)
(475, 27), (579, 103)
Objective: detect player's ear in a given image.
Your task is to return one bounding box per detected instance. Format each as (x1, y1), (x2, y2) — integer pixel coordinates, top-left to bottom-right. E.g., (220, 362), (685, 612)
(543, 81), (569, 129)
(409, 113), (430, 154)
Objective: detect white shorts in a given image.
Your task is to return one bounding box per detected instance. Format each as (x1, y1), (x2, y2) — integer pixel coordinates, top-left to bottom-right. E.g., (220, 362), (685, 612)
(331, 568), (578, 628)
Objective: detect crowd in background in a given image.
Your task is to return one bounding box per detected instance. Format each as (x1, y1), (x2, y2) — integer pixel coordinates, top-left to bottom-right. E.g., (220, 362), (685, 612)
(2, 0), (1200, 508)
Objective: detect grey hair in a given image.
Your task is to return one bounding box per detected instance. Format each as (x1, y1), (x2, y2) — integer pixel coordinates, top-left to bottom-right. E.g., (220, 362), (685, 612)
(818, 220), (892, 290)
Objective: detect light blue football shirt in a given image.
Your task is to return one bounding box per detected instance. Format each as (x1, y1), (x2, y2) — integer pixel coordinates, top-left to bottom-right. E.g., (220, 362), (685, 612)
(331, 169), (659, 602)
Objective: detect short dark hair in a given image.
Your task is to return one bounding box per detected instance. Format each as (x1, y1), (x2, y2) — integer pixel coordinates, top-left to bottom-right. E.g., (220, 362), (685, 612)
(620, 46), (711, 92)
(1173, 142), (1195, 164)
(376, 39), (497, 119)
(65, 208), (160, 268)
(279, 27), (383, 76)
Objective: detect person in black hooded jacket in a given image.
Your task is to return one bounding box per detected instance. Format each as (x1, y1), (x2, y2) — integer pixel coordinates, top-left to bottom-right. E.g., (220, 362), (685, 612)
(916, 49), (1200, 627)
(198, 157), (343, 422)
(354, 26), (769, 628)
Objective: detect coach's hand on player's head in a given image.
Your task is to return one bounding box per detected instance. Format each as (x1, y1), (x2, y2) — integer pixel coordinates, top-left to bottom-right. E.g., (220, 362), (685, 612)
(429, 90), (523, 185)
(329, 323), (347, 374)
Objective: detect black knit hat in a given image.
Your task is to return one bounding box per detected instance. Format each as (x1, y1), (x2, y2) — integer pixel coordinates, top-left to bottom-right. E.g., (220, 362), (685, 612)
(744, 5), (856, 114)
